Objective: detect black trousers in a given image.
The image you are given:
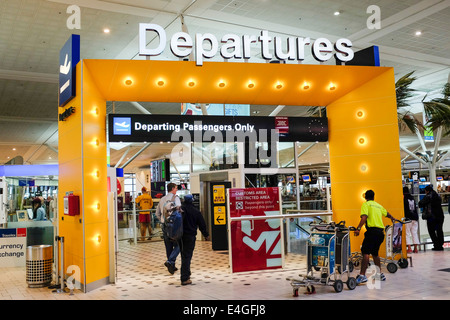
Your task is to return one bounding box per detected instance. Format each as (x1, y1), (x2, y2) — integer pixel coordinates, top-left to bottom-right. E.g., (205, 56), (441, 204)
(427, 217), (444, 249)
(180, 234), (196, 282)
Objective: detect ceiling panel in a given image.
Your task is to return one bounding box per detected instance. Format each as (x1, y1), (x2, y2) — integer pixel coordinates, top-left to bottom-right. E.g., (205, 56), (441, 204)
(375, 7), (450, 59)
(0, 0), (448, 171)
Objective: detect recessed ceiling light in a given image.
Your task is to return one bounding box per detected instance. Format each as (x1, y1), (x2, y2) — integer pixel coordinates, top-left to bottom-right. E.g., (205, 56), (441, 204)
(334, 11), (340, 16)
(103, 28), (110, 34)
(415, 31), (422, 36)
(302, 82), (310, 90)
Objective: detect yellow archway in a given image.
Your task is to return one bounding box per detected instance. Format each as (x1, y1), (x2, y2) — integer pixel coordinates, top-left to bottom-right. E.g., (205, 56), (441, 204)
(58, 60), (403, 292)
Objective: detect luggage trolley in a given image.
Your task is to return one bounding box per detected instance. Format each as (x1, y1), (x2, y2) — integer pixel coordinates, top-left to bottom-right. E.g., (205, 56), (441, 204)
(348, 218), (411, 273)
(382, 218), (411, 273)
(287, 221), (357, 296)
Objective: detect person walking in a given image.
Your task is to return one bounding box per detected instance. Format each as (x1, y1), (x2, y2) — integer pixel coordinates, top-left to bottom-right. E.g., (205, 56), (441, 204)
(179, 194), (210, 285)
(135, 187), (153, 241)
(354, 190), (395, 284)
(155, 183), (181, 274)
(419, 185), (445, 251)
(403, 186), (419, 253)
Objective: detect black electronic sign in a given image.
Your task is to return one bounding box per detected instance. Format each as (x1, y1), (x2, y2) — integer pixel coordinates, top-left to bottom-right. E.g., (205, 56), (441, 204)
(108, 114), (328, 143)
(151, 159), (170, 182)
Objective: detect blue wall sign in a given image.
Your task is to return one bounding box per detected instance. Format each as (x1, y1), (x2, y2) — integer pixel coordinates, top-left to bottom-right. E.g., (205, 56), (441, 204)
(113, 117), (132, 135)
(59, 34), (80, 107)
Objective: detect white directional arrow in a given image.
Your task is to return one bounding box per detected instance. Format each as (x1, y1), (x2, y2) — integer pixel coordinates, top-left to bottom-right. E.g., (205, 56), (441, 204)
(60, 54), (71, 75)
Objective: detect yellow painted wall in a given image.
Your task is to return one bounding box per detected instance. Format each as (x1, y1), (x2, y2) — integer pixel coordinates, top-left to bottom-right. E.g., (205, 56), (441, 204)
(81, 62), (109, 287)
(58, 61), (108, 291)
(58, 60), (403, 291)
(58, 62), (85, 285)
(327, 69), (404, 258)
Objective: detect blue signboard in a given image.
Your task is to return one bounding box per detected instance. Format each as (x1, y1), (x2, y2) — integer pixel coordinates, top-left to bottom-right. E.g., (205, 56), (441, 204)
(113, 117), (132, 135)
(59, 34), (80, 107)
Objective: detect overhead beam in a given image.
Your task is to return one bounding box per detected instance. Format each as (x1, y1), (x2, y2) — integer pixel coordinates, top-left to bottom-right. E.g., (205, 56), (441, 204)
(120, 143), (151, 169)
(0, 69), (58, 83)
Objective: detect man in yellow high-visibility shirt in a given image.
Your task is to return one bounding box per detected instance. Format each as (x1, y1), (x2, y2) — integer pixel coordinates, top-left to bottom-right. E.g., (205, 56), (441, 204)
(136, 187), (153, 241)
(354, 189), (395, 284)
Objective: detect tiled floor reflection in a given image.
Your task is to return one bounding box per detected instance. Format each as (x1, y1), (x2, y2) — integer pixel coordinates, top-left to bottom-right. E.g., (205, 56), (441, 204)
(1, 239), (449, 300)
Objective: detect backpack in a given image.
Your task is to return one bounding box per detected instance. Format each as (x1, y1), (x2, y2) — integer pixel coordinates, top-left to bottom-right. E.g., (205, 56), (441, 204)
(163, 194), (183, 242)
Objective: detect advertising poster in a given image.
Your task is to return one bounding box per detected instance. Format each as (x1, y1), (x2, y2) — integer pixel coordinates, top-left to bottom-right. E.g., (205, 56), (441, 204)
(0, 228), (27, 267)
(227, 187), (283, 272)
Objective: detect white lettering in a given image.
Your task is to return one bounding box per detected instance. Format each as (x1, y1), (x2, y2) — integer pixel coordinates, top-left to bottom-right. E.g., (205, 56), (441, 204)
(195, 33), (218, 66)
(274, 37), (296, 60)
(242, 35), (257, 59)
(312, 38), (333, 62)
(221, 34), (242, 59)
(66, 5), (81, 30)
(334, 38), (354, 62)
(170, 32), (192, 58)
(296, 37), (311, 60)
(259, 30), (272, 60)
(139, 23), (166, 56)
(138, 24), (354, 65)
(367, 5), (381, 30)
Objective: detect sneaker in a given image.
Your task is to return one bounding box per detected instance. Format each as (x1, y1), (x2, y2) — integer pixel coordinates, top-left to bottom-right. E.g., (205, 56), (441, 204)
(378, 273), (386, 281)
(181, 279), (192, 286)
(356, 274), (368, 284)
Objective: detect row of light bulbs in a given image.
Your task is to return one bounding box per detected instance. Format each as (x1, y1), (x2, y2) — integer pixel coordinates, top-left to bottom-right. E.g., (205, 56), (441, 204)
(124, 78), (337, 91)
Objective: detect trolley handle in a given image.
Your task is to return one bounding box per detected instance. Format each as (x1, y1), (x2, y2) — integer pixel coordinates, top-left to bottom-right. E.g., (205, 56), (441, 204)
(393, 217), (412, 224)
(309, 223), (335, 232)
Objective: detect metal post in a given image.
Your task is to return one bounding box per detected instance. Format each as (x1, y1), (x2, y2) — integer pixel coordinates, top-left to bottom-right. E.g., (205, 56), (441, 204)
(132, 175), (137, 244)
(59, 236), (64, 292)
(52, 236), (65, 293)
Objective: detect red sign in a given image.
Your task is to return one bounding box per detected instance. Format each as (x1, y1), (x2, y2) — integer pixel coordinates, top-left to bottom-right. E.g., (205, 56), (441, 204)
(275, 117), (289, 134)
(228, 187), (283, 273)
(17, 228), (27, 237)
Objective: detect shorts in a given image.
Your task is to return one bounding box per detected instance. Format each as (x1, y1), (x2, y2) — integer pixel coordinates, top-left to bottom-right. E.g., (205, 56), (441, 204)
(361, 227), (384, 256)
(139, 214), (151, 223)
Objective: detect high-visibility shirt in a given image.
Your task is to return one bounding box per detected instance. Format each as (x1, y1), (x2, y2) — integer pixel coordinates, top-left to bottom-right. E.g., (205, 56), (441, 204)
(136, 193), (153, 212)
(360, 200), (387, 229)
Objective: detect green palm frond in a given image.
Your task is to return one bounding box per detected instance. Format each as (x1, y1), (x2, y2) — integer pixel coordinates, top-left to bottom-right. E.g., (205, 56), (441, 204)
(396, 71), (417, 108)
(423, 100), (450, 136)
(398, 112), (421, 133)
(422, 82), (450, 136)
(395, 71), (420, 132)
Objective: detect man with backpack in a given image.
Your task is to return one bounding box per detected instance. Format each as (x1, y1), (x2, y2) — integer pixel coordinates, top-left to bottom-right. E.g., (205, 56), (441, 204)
(403, 186), (419, 253)
(155, 183), (182, 274)
(179, 194), (210, 286)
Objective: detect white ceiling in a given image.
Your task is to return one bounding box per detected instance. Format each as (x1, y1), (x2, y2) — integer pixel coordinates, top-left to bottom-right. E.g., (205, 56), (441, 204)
(0, 0), (449, 175)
